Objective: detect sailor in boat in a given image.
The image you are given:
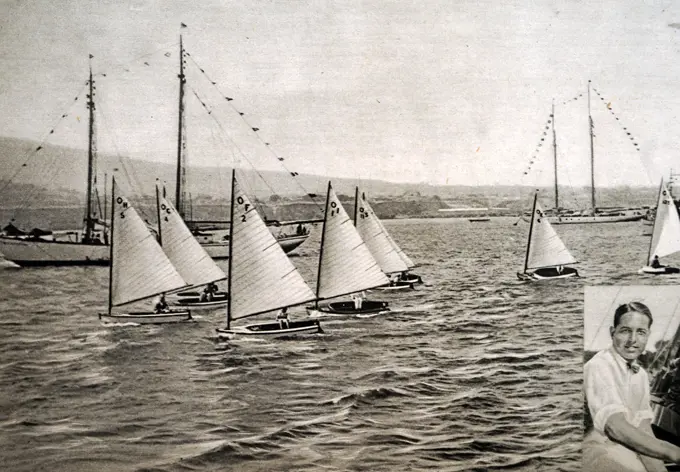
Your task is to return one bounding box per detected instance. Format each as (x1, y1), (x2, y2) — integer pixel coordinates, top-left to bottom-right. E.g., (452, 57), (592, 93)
(277, 307), (290, 329)
(556, 265), (564, 275)
(351, 292), (366, 310)
(390, 273), (401, 286)
(153, 294), (170, 313)
(199, 282), (219, 302)
(652, 255), (663, 269)
(584, 302), (680, 471)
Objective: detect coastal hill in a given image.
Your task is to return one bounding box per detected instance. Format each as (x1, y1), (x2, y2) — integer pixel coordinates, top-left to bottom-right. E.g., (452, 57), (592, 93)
(0, 136), (658, 229)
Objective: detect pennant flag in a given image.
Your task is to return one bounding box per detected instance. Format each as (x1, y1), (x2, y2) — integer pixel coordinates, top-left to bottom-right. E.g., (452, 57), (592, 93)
(252, 127), (259, 132)
(181, 22), (187, 28)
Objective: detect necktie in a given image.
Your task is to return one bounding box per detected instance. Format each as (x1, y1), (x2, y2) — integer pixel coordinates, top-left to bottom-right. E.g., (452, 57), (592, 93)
(627, 361), (640, 374)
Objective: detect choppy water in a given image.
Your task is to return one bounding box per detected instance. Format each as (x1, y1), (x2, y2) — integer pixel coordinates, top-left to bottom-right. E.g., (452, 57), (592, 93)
(1, 217), (676, 472)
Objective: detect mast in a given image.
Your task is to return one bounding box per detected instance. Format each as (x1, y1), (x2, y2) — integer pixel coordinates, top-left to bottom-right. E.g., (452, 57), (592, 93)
(523, 192), (538, 274)
(156, 183), (163, 246)
(175, 35), (187, 220)
(552, 100), (559, 210)
(588, 80), (596, 215)
(647, 179), (665, 264)
(226, 169), (236, 329)
(353, 186), (359, 225)
(107, 177), (116, 315)
(85, 57), (97, 242)
(314, 181), (332, 308)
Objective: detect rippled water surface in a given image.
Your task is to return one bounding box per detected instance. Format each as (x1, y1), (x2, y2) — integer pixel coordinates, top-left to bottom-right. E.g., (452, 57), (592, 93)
(1, 217), (677, 471)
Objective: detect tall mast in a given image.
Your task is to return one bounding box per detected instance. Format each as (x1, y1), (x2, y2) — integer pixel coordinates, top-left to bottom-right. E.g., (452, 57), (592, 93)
(107, 177), (116, 315)
(353, 186), (359, 225)
(588, 80), (596, 215)
(314, 182), (332, 308)
(175, 35), (187, 220)
(156, 183), (163, 246)
(552, 100), (559, 210)
(85, 56), (96, 242)
(226, 170), (236, 329)
(523, 192), (538, 274)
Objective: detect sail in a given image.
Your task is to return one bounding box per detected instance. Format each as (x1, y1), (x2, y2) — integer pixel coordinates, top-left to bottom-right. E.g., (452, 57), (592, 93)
(317, 184), (389, 299)
(158, 194), (226, 287)
(230, 178), (316, 320)
(111, 185), (187, 306)
(526, 200), (577, 269)
(355, 192), (409, 274)
(377, 214), (415, 268)
(649, 180), (680, 264)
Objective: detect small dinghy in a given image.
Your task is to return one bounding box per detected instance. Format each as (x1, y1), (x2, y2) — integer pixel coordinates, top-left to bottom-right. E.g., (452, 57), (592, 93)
(306, 183), (391, 317)
(354, 188), (421, 291)
(154, 185), (229, 309)
(517, 192), (579, 281)
(639, 179), (680, 275)
(216, 172), (322, 339)
(98, 179), (192, 324)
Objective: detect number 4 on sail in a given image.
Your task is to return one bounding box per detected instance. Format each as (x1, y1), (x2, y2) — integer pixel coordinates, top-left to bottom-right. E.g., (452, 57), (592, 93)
(517, 192), (580, 281)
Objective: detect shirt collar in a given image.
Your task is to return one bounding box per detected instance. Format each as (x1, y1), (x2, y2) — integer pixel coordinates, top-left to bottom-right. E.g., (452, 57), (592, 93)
(608, 346), (640, 374)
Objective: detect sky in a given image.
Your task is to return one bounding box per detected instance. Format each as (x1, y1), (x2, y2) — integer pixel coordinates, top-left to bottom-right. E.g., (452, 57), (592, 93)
(1, 0), (680, 187)
(585, 285), (680, 352)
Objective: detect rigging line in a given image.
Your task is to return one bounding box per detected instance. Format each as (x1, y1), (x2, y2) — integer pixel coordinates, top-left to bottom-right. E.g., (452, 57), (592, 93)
(93, 41), (180, 77)
(96, 106), (154, 222)
(186, 84), (323, 218)
(587, 286), (624, 352)
(650, 297), (680, 369)
(184, 53), (325, 213)
(0, 82), (90, 198)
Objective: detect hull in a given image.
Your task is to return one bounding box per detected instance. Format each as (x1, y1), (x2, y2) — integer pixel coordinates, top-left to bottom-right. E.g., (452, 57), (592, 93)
(172, 294), (229, 309)
(469, 218), (490, 222)
(0, 237), (108, 266)
(216, 319), (322, 338)
(521, 212), (644, 225)
(99, 309), (192, 324)
(0, 232), (308, 266)
(307, 300), (390, 317)
(517, 267), (579, 281)
(639, 266), (680, 275)
(377, 282), (415, 291)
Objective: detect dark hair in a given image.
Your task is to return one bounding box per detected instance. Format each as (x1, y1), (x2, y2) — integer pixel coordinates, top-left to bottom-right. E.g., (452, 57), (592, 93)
(613, 302), (653, 328)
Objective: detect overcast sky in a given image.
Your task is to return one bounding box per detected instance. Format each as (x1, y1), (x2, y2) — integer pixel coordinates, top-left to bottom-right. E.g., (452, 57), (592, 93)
(1, 0), (679, 187)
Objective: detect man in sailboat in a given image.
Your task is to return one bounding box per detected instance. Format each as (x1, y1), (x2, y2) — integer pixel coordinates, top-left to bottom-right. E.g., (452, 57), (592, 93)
(351, 291), (365, 310)
(584, 302), (680, 471)
(153, 294), (169, 313)
(652, 255), (663, 269)
(277, 307), (290, 329)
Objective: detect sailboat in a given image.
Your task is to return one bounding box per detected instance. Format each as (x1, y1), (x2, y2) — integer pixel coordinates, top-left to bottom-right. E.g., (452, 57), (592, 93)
(215, 171), (321, 337)
(98, 178), (192, 324)
(0, 61), (109, 266)
(172, 36), (310, 258)
(526, 93), (645, 225)
(154, 185), (229, 308)
(354, 188), (422, 290)
(517, 192), (579, 280)
(306, 182), (391, 316)
(639, 180), (680, 275)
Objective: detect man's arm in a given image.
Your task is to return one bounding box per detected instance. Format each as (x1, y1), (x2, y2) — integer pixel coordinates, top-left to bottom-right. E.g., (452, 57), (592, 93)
(637, 419), (670, 472)
(605, 413), (680, 464)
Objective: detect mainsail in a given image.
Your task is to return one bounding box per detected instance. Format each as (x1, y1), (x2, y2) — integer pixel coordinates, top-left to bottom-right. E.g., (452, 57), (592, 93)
(526, 198), (576, 270)
(355, 190), (409, 274)
(157, 191), (226, 287)
(229, 176), (316, 320)
(316, 183), (389, 299)
(110, 181), (187, 307)
(648, 180), (680, 265)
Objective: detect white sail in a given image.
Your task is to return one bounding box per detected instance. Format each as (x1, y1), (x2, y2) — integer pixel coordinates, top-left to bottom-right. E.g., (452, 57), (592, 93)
(355, 192), (409, 274)
(158, 194), (226, 287)
(648, 180), (680, 264)
(526, 199), (577, 269)
(317, 184), (389, 299)
(230, 178), (316, 320)
(111, 185), (187, 306)
(375, 212), (415, 268)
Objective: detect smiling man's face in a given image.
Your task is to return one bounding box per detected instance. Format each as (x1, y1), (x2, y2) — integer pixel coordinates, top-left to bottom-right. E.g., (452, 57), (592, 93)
(610, 311), (651, 362)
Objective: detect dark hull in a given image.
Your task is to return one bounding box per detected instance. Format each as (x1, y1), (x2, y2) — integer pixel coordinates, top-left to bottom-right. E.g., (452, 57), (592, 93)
(309, 300), (390, 315)
(216, 319), (322, 337)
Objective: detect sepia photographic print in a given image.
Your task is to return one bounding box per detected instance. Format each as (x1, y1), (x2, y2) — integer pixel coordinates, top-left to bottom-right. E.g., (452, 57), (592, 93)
(1, 1), (680, 471)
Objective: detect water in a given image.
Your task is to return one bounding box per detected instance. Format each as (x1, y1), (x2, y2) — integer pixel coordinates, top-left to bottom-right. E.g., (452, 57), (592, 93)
(0, 217), (675, 471)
